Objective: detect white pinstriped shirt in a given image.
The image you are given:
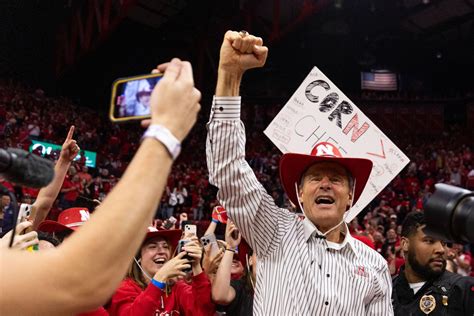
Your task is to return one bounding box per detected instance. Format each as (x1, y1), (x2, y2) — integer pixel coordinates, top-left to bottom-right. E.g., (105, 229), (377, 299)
(206, 96), (394, 315)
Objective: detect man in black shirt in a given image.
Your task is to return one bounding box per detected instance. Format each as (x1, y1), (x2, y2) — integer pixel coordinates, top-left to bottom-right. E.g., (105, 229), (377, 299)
(392, 212), (474, 315)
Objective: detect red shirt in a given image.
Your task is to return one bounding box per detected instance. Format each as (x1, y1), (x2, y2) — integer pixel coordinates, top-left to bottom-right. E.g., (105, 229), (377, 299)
(62, 178), (81, 201)
(109, 273), (214, 316)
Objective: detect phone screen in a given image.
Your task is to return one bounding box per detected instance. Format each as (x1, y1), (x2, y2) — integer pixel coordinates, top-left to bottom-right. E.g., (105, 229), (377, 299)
(109, 73), (163, 122)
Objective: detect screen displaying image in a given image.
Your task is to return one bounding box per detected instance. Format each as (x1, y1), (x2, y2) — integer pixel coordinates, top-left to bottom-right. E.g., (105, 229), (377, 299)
(113, 76), (162, 118)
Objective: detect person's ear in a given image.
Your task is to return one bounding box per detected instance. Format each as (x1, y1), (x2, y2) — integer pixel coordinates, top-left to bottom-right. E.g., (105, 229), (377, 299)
(298, 187), (304, 204)
(345, 190), (353, 210)
(401, 237), (409, 253)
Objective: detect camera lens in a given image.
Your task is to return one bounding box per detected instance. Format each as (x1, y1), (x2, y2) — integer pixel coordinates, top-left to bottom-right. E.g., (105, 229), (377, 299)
(425, 183), (474, 243)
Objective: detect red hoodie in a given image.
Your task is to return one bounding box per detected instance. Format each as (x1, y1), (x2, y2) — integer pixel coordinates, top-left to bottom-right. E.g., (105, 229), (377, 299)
(108, 272), (214, 316)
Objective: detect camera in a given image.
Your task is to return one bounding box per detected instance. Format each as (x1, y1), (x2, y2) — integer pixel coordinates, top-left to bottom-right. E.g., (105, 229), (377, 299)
(424, 183), (474, 243)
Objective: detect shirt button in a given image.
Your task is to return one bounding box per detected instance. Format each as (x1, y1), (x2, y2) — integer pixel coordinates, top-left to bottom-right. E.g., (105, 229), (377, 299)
(219, 106), (224, 111)
(326, 248), (330, 251)
(326, 274), (330, 278)
(325, 301), (329, 306)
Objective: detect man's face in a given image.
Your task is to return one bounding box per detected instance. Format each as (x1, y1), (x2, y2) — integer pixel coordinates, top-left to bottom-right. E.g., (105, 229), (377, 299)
(1, 195), (11, 207)
(140, 237), (171, 277)
(387, 229), (397, 241)
(403, 225), (446, 280)
(139, 94), (151, 107)
(298, 162), (352, 231)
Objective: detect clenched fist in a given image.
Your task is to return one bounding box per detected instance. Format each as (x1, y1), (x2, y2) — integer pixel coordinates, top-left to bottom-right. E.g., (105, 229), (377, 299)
(218, 30), (268, 76)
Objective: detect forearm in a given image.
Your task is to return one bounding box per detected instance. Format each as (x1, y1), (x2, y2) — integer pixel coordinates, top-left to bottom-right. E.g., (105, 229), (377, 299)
(207, 83), (287, 257)
(204, 221), (217, 236)
(61, 139), (173, 295)
(211, 251), (235, 304)
(31, 158), (71, 230)
(0, 139), (174, 315)
(215, 70), (242, 96)
(192, 262), (203, 276)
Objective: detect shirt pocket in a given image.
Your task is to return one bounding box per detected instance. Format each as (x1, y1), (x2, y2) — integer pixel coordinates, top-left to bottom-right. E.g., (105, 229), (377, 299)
(349, 273), (374, 305)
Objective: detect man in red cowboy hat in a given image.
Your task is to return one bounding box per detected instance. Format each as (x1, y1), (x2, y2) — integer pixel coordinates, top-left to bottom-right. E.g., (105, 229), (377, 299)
(37, 207), (109, 316)
(38, 207), (91, 240)
(206, 31), (393, 315)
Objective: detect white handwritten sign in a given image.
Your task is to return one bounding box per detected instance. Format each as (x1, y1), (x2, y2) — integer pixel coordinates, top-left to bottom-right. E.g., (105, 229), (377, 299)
(264, 67), (410, 222)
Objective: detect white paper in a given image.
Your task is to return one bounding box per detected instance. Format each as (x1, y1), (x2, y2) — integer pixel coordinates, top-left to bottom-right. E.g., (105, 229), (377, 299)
(264, 67), (410, 222)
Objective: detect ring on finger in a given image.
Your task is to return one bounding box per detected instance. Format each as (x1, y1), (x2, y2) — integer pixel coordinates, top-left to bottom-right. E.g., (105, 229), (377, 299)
(239, 30), (248, 37)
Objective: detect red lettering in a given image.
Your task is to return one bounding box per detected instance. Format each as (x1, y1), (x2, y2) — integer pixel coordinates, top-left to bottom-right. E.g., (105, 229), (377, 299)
(342, 113), (369, 142)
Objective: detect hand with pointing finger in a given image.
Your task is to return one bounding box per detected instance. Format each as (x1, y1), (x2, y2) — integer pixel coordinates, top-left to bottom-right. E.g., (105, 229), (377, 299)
(59, 126), (80, 162)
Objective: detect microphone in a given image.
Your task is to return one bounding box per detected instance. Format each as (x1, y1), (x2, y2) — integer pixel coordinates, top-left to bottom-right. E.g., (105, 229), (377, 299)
(0, 148), (55, 188)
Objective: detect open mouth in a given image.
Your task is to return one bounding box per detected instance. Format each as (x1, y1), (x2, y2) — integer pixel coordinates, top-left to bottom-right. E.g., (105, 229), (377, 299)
(315, 196), (335, 205)
(153, 258), (166, 265)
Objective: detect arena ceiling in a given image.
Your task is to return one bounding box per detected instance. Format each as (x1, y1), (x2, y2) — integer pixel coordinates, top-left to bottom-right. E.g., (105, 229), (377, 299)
(0, 0), (472, 103)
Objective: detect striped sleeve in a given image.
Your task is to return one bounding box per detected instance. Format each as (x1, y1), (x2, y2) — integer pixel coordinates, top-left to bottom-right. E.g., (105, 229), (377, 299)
(366, 261), (394, 315)
(206, 96), (291, 258)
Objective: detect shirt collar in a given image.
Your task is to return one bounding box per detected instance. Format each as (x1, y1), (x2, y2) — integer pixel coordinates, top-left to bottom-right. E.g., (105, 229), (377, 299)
(302, 217), (359, 257)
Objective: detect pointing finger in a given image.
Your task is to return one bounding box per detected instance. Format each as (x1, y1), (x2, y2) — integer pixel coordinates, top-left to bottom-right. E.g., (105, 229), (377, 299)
(66, 126), (75, 141)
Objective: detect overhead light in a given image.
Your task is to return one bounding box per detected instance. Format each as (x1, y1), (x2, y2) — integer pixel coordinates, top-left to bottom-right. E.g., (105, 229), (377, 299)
(335, 0), (343, 9)
(422, 0), (430, 4)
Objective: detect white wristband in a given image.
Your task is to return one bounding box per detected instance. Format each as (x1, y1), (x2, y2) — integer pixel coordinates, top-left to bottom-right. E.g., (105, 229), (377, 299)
(143, 124), (181, 160)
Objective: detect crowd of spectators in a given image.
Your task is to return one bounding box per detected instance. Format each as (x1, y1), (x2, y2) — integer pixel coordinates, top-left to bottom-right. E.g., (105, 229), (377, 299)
(1, 81), (473, 280)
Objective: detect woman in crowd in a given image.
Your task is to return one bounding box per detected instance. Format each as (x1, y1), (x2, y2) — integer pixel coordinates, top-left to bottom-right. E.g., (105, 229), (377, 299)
(212, 220), (256, 316)
(108, 227), (214, 316)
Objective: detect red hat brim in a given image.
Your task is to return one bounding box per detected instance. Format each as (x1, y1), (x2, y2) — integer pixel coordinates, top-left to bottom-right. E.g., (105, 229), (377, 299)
(38, 220), (78, 233)
(144, 229), (182, 251)
(279, 153), (373, 208)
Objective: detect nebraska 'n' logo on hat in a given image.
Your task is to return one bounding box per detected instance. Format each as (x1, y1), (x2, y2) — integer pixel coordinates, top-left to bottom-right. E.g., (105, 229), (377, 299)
(310, 142), (342, 158)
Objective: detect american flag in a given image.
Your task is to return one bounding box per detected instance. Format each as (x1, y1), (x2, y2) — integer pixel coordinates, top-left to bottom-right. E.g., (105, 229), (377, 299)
(361, 71), (398, 91)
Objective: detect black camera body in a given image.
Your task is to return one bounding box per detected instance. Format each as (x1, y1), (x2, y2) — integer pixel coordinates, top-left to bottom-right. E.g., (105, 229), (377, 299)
(424, 183), (474, 243)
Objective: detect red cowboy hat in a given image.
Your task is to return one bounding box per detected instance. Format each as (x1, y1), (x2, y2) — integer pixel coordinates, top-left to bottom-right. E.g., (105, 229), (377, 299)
(143, 226), (182, 251)
(279, 142), (373, 208)
(38, 207), (90, 233)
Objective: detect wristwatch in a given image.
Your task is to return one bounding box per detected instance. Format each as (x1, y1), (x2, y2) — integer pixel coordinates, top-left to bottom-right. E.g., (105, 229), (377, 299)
(143, 124), (181, 160)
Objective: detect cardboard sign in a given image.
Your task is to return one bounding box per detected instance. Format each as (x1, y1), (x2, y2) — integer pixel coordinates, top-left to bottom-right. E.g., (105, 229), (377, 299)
(264, 67), (409, 222)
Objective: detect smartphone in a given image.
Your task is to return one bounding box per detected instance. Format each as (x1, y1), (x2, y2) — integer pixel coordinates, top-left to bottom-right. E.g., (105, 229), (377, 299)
(231, 227), (240, 240)
(177, 239), (193, 272)
(162, 216), (177, 230)
(200, 233), (219, 258)
(181, 220), (192, 230)
(17, 203), (32, 224)
(109, 73), (163, 122)
(184, 224), (197, 238)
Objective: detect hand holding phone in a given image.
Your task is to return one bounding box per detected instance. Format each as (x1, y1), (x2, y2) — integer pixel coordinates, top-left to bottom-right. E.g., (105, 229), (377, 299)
(225, 220), (241, 249)
(162, 216), (177, 230)
(109, 73), (163, 122)
(184, 224), (197, 239)
(0, 221), (39, 251)
(201, 233), (220, 258)
(153, 251), (191, 282)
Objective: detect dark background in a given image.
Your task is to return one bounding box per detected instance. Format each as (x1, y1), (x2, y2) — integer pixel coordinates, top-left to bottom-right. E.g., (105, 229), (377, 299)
(0, 0), (473, 111)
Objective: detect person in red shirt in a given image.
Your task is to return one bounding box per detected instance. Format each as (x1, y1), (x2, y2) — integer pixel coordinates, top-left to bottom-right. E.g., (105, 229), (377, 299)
(109, 227), (214, 316)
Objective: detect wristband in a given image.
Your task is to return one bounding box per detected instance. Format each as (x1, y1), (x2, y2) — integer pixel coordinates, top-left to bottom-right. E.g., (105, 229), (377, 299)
(211, 219), (219, 224)
(151, 279), (166, 290)
(225, 248), (236, 253)
(143, 124), (181, 160)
